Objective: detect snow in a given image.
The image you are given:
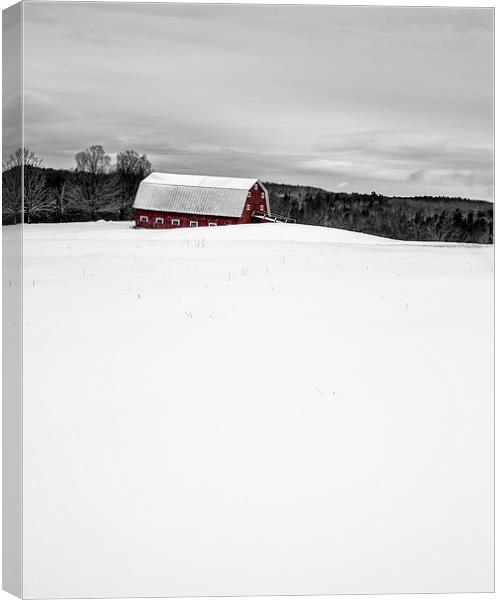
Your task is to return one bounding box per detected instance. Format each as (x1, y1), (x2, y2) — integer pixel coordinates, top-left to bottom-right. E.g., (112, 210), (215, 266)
(20, 221), (493, 597)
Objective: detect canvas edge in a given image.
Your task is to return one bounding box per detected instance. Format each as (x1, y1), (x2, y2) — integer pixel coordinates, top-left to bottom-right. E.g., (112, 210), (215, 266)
(2, 1), (23, 598)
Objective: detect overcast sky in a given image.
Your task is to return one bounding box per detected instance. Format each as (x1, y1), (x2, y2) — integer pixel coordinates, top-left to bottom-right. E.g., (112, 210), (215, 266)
(21, 2), (493, 200)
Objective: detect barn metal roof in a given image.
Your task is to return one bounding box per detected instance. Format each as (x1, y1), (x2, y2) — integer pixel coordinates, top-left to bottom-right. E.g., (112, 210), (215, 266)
(133, 172), (269, 218)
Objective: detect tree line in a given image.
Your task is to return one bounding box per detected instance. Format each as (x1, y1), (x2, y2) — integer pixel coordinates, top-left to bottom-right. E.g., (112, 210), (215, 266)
(2, 147), (494, 243)
(2, 145), (151, 224)
(266, 184), (493, 244)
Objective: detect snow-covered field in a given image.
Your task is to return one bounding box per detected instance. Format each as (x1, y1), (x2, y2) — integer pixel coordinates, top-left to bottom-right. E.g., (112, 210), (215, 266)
(20, 221), (493, 597)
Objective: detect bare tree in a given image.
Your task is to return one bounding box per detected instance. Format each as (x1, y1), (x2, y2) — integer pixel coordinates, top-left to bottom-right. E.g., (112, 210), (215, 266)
(68, 145), (116, 220)
(24, 166), (53, 224)
(3, 147), (43, 171)
(2, 147), (52, 224)
(115, 150), (152, 220)
(53, 180), (67, 223)
(75, 144), (111, 174)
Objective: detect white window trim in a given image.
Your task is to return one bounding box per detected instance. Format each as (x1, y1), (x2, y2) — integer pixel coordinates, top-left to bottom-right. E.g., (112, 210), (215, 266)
(189, 221), (198, 227)
(139, 215), (148, 222)
(208, 222), (217, 227)
(259, 205), (264, 211)
(155, 217), (164, 224)
(246, 204), (251, 211)
(171, 219), (180, 226)
(261, 192), (265, 199)
(247, 192), (251, 198)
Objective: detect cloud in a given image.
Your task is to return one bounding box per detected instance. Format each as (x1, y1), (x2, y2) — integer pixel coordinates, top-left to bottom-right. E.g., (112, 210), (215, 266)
(407, 167), (492, 187)
(407, 169), (426, 183)
(299, 159), (355, 172)
(20, 3), (494, 201)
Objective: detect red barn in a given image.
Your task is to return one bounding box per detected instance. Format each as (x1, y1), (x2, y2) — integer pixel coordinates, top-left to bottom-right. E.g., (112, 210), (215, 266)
(133, 172), (293, 229)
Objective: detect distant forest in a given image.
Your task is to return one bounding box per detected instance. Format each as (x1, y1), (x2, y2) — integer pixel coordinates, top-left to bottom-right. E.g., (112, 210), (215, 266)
(2, 146), (494, 244)
(266, 184), (493, 244)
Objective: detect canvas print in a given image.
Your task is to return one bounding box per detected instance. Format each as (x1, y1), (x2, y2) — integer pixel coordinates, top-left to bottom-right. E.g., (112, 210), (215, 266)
(2, 3), (494, 598)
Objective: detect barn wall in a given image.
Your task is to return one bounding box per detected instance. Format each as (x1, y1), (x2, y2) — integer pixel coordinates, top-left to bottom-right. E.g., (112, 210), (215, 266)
(238, 183), (268, 224)
(135, 209), (240, 229)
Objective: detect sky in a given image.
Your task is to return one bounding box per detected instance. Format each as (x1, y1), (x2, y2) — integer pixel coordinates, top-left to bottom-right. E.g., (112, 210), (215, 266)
(19, 2), (494, 200)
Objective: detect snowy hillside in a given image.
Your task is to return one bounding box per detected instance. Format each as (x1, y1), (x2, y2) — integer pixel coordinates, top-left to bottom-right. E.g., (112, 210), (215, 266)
(21, 221), (493, 596)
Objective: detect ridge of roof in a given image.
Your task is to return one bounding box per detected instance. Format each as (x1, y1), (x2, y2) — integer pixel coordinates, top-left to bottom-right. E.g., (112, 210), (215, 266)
(143, 172), (259, 191)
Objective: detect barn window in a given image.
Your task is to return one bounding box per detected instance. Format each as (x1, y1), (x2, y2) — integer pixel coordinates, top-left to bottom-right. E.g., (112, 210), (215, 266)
(208, 222), (217, 227)
(259, 205), (264, 211)
(254, 184), (258, 190)
(171, 219), (180, 226)
(139, 215), (148, 223)
(189, 221), (198, 227)
(246, 204), (251, 211)
(261, 192), (265, 199)
(247, 192), (251, 198)
(156, 217), (164, 225)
